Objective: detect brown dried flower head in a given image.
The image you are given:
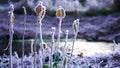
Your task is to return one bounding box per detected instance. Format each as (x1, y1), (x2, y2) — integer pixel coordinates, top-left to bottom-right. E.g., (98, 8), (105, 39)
(56, 6), (66, 18)
(35, 4), (42, 15)
(35, 1), (46, 19)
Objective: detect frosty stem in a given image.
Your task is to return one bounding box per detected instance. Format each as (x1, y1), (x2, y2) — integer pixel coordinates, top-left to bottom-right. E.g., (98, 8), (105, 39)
(64, 30), (69, 52)
(9, 13), (14, 68)
(39, 19), (43, 43)
(9, 23), (13, 68)
(39, 19), (43, 68)
(57, 18), (62, 52)
(70, 33), (77, 58)
(21, 6), (27, 68)
(50, 27), (56, 68)
(62, 30), (69, 68)
(34, 17), (39, 68)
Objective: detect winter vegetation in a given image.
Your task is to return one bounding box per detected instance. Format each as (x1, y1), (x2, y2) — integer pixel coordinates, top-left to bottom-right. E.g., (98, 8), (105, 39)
(0, 0), (120, 68)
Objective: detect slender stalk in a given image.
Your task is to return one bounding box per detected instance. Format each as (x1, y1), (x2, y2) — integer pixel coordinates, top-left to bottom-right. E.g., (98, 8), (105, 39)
(34, 19), (38, 68)
(57, 18), (62, 52)
(21, 6), (27, 68)
(50, 27), (56, 68)
(70, 33), (77, 58)
(9, 24), (13, 68)
(39, 19), (43, 68)
(62, 30), (69, 68)
(63, 30), (69, 52)
(9, 4), (14, 68)
(39, 20), (43, 43)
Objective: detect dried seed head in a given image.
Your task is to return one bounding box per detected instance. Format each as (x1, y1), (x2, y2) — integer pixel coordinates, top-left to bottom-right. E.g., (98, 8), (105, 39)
(35, 1), (46, 20)
(35, 2), (42, 15)
(9, 4), (15, 25)
(56, 6), (66, 18)
(39, 6), (46, 20)
(73, 19), (80, 34)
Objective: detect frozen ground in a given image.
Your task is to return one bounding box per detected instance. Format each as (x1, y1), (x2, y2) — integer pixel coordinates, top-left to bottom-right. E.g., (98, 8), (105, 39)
(60, 39), (114, 56)
(1, 39), (119, 68)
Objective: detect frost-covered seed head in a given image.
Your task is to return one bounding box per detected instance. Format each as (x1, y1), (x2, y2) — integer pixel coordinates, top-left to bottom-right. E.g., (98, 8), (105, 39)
(9, 4), (15, 25)
(35, 1), (46, 20)
(73, 19), (80, 34)
(56, 6), (66, 18)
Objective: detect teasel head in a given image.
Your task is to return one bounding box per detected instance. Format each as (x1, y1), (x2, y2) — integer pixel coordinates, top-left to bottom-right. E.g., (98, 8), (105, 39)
(9, 4), (15, 25)
(56, 6), (66, 19)
(34, 1), (46, 20)
(73, 19), (80, 34)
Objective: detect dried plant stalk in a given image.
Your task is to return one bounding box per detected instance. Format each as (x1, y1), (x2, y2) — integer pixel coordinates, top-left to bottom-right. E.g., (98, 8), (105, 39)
(8, 4), (14, 68)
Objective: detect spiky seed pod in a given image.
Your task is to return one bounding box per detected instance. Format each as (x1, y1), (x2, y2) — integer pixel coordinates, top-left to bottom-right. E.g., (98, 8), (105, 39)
(56, 6), (66, 18)
(35, 2), (46, 20)
(35, 5), (42, 15)
(73, 19), (80, 34)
